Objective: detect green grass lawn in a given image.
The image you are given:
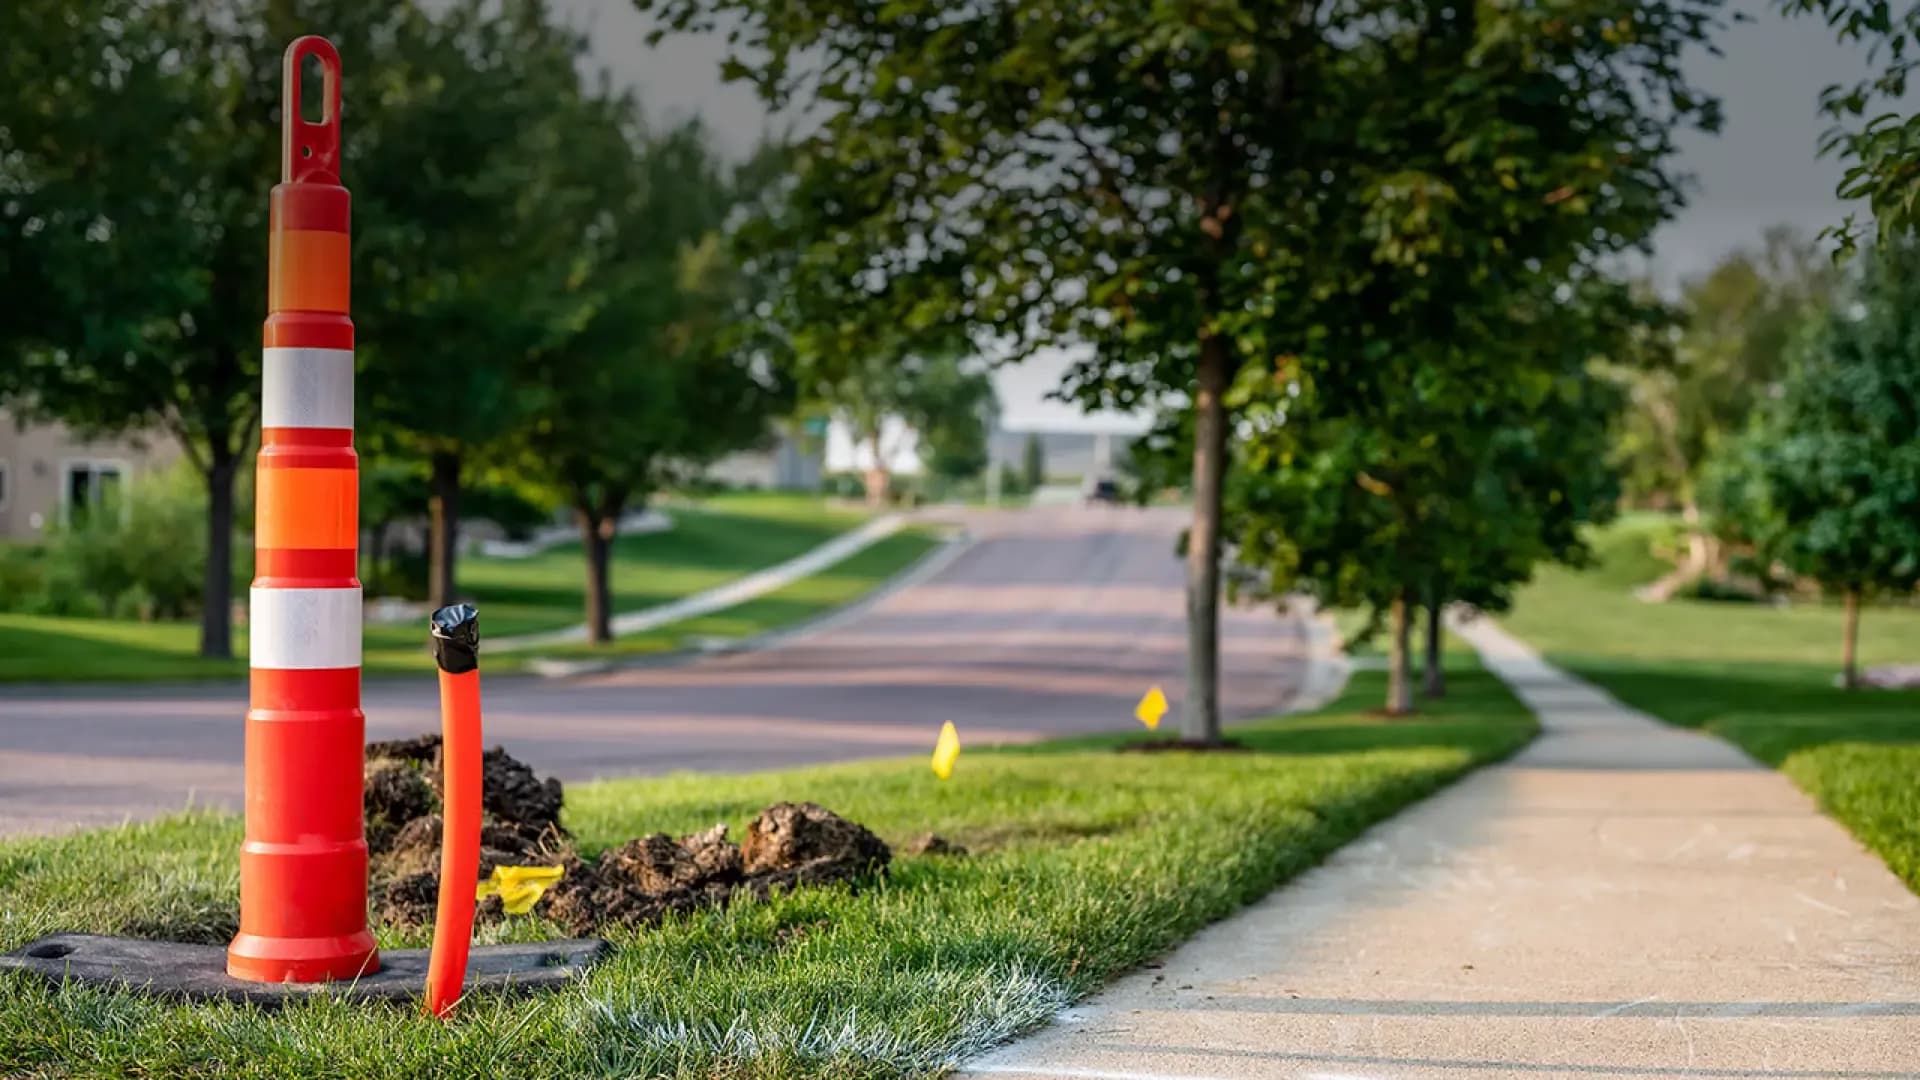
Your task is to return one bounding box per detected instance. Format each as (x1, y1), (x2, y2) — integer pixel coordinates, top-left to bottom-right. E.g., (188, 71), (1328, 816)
(0, 654), (1535, 1079)
(1505, 515), (1920, 890)
(0, 495), (883, 682)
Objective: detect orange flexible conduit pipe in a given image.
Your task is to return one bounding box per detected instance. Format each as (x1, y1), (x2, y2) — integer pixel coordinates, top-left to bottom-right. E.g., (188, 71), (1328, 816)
(425, 603), (482, 1018)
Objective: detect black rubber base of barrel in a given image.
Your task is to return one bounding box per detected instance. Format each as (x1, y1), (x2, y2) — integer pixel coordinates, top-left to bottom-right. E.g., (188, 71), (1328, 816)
(0, 932), (608, 1006)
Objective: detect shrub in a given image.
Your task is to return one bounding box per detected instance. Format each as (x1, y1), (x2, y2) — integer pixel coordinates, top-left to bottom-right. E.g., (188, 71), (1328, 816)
(0, 543), (48, 612)
(33, 464), (206, 620)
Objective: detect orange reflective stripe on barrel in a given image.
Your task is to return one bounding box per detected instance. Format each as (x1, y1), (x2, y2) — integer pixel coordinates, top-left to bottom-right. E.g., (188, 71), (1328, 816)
(268, 230), (350, 313)
(226, 34), (379, 985)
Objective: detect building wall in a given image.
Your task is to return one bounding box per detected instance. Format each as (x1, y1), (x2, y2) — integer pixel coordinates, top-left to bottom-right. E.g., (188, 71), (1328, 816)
(988, 429), (1135, 481)
(0, 409), (181, 540)
(824, 416), (924, 476)
(706, 430), (825, 491)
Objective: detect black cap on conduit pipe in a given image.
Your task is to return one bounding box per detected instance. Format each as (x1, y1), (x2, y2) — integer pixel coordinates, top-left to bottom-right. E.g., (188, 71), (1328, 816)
(430, 603), (480, 674)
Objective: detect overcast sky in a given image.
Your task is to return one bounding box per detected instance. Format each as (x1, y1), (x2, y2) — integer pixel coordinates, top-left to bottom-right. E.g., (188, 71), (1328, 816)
(557, 0), (1874, 430)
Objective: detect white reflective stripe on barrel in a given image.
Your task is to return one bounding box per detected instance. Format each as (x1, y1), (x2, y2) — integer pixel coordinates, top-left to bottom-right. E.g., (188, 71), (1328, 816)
(249, 587), (362, 670)
(261, 348), (354, 430)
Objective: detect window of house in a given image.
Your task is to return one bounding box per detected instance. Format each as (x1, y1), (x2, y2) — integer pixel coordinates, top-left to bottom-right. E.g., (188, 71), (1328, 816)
(63, 461), (124, 520)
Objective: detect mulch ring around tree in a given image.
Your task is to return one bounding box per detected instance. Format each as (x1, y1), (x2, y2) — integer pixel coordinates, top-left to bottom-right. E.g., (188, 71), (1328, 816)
(1116, 737), (1248, 754)
(364, 736), (891, 937)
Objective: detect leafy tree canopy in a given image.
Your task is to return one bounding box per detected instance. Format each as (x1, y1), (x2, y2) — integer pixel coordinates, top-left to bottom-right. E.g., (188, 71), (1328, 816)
(1711, 240), (1920, 598)
(1609, 227), (1839, 509)
(508, 108), (788, 640)
(640, 0), (1728, 739)
(1780, 0), (1920, 248)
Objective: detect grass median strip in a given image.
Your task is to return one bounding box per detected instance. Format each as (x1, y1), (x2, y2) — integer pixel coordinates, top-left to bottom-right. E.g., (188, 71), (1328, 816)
(496, 527), (944, 667)
(0, 495), (874, 682)
(0, 651), (1534, 1079)
(1505, 516), (1920, 892)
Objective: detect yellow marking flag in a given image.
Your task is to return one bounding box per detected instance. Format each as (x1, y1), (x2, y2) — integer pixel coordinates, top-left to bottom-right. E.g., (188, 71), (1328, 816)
(476, 864), (566, 915)
(931, 721), (961, 779)
(1135, 685), (1169, 730)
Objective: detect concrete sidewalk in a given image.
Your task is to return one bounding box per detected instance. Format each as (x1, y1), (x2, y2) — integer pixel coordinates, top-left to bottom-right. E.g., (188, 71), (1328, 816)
(964, 616), (1920, 1079)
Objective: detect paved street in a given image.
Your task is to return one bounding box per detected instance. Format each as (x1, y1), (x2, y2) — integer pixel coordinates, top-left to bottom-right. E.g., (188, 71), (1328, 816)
(0, 505), (1311, 836)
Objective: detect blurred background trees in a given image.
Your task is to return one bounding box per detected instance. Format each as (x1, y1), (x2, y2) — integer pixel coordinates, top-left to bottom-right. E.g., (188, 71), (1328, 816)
(1780, 0), (1920, 249)
(0, 0), (417, 657)
(1705, 240), (1920, 686)
(0, 0), (813, 653)
(2, 0), (1916, 692)
(640, 0), (1727, 740)
(1607, 228), (1840, 598)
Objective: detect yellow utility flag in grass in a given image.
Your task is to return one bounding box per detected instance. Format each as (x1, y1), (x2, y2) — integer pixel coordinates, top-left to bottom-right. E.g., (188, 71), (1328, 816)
(476, 864), (565, 915)
(931, 721), (961, 779)
(1135, 685), (1169, 729)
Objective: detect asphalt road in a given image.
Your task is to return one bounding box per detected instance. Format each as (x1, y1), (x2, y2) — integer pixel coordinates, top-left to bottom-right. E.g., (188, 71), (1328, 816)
(0, 505), (1311, 836)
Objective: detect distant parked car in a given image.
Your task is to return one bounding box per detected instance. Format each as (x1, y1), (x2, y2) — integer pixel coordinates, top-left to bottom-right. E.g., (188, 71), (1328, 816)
(1082, 476), (1122, 504)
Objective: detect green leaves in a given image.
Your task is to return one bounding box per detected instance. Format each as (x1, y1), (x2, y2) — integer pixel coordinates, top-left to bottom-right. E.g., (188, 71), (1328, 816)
(1712, 239), (1920, 596)
(508, 112), (783, 523)
(1780, 0), (1920, 249)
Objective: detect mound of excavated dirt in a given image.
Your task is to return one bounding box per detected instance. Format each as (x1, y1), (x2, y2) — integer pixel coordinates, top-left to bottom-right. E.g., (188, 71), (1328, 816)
(364, 737), (890, 934)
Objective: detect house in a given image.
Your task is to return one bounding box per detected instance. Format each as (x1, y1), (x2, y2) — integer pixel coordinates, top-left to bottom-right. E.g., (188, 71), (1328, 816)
(0, 409), (180, 540)
(705, 426), (825, 491)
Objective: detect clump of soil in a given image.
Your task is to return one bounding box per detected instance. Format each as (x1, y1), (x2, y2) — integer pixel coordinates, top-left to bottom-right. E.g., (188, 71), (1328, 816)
(539, 804), (890, 937)
(742, 801), (890, 876)
(363, 737), (890, 934)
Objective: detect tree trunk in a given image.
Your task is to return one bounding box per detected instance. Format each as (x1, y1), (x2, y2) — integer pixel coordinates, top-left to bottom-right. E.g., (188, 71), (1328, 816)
(862, 466), (891, 506)
(428, 451), (461, 609)
(863, 432), (890, 506)
(1386, 590), (1413, 715)
(1422, 598), (1446, 698)
(579, 509), (615, 645)
(1182, 336), (1228, 744)
(199, 452), (238, 660)
(1841, 587), (1861, 690)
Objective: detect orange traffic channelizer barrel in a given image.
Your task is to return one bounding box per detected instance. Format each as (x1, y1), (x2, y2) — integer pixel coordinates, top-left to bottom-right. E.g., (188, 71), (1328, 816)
(227, 35), (380, 984)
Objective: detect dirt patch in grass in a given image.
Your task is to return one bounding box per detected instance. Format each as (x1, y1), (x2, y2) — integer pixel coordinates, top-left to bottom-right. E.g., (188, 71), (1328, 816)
(903, 833), (968, 857)
(363, 736), (890, 935)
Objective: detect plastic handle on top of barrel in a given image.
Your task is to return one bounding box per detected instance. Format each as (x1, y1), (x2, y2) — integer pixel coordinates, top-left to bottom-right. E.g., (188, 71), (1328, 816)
(282, 35), (342, 184)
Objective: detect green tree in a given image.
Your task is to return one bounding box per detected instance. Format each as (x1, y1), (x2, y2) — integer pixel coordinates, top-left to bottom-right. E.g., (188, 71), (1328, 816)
(1708, 242), (1920, 687)
(915, 359), (999, 484)
(0, 0), (433, 657)
(1780, 0), (1920, 247)
(1607, 228), (1839, 596)
(351, 1), (604, 609)
(513, 108), (784, 643)
(1228, 276), (1639, 714)
(0, 0), (608, 649)
(809, 337), (981, 505)
(641, 0), (1725, 742)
